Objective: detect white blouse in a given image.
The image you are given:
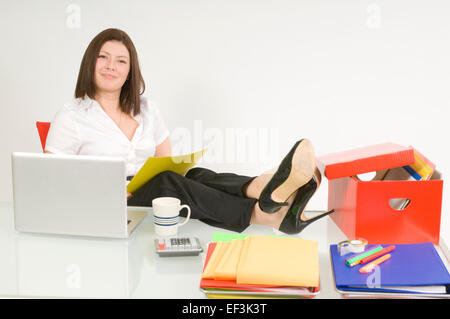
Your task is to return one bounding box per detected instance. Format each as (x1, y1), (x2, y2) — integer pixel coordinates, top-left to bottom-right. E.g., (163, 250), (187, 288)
(45, 95), (170, 176)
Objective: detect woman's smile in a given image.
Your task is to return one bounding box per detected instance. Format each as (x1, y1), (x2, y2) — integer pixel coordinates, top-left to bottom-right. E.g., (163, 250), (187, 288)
(101, 73), (117, 79)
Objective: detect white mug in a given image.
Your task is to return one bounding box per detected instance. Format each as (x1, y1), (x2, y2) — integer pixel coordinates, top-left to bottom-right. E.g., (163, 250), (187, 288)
(152, 197), (191, 236)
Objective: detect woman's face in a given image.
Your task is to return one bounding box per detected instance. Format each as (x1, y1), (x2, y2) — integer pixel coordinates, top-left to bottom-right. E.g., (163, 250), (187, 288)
(94, 40), (130, 95)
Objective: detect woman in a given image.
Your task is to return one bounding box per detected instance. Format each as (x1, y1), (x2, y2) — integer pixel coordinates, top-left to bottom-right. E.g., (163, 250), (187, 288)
(45, 28), (333, 234)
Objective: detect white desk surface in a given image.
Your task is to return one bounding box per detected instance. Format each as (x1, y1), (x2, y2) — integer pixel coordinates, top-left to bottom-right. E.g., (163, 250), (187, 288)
(0, 201), (448, 299)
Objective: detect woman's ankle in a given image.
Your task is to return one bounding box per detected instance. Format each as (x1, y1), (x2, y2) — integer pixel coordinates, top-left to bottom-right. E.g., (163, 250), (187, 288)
(244, 167), (278, 199)
(249, 202), (289, 229)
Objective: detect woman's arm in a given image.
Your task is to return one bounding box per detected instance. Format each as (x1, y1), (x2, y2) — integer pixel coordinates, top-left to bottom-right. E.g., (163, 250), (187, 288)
(128, 137), (171, 199)
(154, 136), (172, 157)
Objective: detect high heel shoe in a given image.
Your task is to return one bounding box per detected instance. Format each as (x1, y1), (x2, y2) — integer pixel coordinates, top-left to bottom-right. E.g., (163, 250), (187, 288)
(278, 170), (334, 235)
(258, 139), (315, 214)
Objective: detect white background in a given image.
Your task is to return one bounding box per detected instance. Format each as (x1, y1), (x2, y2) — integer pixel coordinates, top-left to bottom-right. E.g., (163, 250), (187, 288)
(1, 0), (449, 244)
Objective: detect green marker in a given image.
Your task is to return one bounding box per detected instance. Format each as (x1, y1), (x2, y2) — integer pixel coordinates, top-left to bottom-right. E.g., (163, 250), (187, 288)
(345, 245), (383, 267)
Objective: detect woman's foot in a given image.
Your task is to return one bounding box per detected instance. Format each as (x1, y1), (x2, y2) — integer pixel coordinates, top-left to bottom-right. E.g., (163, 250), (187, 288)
(244, 166), (278, 199)
(245, 139), (316, 213)
(249, 192), (297, 229)
(250, 167), (331, 234)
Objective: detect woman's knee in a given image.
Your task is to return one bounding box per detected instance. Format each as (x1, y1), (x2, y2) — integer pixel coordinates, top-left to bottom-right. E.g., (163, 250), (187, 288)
(185, 167), (203, 179)
(152, 170), (180, 182)
(185, 167), (215, 181)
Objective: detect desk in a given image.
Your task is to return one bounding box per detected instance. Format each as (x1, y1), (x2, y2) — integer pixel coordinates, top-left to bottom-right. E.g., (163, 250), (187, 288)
(0, 201), (448, 299)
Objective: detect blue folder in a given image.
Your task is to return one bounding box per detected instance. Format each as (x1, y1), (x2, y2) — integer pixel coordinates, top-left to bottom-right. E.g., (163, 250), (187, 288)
(403, 165), (423, 180)
(330, 242), (450, 294)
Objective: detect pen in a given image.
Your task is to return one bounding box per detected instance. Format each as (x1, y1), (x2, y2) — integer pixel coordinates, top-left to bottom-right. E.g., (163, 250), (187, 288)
(345, 245), (383, 267)
(359, 254), (391, 273)
(359, 245), (395, 264)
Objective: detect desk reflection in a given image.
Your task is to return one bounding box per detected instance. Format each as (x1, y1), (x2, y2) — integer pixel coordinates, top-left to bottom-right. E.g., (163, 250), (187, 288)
(14, 231), (143, 298)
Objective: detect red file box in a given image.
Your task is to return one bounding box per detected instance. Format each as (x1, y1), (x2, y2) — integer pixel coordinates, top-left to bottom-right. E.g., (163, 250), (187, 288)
(316, 143), (443, 244)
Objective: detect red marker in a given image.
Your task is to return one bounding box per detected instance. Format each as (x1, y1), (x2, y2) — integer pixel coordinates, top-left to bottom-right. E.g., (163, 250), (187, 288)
(359, 245), (395, 264)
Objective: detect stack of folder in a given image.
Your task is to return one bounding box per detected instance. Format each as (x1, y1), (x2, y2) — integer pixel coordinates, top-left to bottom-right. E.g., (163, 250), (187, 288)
(398, 148), (435, 209)
(199, 233), (320, 298)
(330, 242), (450, 298)
(403, 147), (435, 181)
(383, 147), (436, 210)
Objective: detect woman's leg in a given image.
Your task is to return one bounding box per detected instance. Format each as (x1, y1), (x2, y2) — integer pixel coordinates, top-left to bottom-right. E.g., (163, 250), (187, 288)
(184, 167), (297, 230)
(127, 138), (322, 234)
(185, 167), (282, 201)
(242, 166), (278, 200)
(185, 167), (256, 198)
(127, 171), (257, 233)
(182, 139), (323, 232)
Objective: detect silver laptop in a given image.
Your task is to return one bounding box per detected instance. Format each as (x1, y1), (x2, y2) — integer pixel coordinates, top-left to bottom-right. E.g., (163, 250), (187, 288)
(11, 152), (147, 238)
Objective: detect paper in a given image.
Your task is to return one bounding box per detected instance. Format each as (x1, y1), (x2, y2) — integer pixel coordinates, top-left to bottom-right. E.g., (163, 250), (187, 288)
(127, 148), (207, 193)
(236, 236), (319, 288)
(211, 232), (248, 243)
(349, 285), (447, 294)
(199, 241), (320, 298)
(202, 241), (229, 280)
(202, 235), (320, 288)
(214, 239), (244, 281)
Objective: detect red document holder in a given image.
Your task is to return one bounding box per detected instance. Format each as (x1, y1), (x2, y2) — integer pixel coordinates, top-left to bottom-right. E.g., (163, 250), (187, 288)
(317, 143), (443, 244)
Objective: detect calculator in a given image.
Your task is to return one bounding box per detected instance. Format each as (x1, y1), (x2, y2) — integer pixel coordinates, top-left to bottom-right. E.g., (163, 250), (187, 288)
(154, 237), (203, 257)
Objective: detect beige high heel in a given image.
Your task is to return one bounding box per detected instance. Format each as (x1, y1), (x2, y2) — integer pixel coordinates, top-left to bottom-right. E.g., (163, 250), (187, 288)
(258, 139), (315, 214)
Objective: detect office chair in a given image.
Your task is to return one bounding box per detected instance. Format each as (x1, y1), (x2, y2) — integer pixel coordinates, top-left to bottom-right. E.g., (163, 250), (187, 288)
(36, 121), (51, 152)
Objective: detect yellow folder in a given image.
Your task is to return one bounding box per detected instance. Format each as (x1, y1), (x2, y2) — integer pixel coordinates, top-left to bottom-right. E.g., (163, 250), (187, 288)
(236, 236), (319, 288)
(127, 148), (207, 193)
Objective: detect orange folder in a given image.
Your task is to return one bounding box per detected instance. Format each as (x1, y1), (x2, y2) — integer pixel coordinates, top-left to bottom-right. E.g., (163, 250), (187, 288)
(236, 236), (319, 288)
(201, 235), (319, 288)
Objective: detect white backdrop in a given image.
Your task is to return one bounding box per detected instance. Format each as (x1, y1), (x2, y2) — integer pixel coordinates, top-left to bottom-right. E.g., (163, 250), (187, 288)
(1, 0), (449, 244)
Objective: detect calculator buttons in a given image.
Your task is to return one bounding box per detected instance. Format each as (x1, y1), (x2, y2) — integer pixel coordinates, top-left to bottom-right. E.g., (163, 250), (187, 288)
(154, 237), (203, 257)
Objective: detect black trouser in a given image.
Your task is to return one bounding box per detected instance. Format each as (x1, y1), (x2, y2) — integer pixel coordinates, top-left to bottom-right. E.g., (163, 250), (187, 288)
(127, 167), (257, 232)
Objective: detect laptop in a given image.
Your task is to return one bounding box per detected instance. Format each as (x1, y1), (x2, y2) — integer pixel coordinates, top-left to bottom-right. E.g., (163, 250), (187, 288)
(11, 152), (148, 239)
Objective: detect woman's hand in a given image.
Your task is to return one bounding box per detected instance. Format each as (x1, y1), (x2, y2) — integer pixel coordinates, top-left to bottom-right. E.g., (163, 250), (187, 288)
(127, 192), (132, 199)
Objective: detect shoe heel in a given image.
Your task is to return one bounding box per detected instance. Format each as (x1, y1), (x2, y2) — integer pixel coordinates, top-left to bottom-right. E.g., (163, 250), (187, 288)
(278, 173), (333, 235)
(300, 209), (335, 226)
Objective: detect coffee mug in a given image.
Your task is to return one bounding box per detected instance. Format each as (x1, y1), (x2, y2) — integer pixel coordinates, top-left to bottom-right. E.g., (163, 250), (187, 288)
(152, 197), (191, 236)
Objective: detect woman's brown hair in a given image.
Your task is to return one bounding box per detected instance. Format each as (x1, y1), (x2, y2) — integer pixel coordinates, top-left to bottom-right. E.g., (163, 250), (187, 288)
(75, 28), (145, 116)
